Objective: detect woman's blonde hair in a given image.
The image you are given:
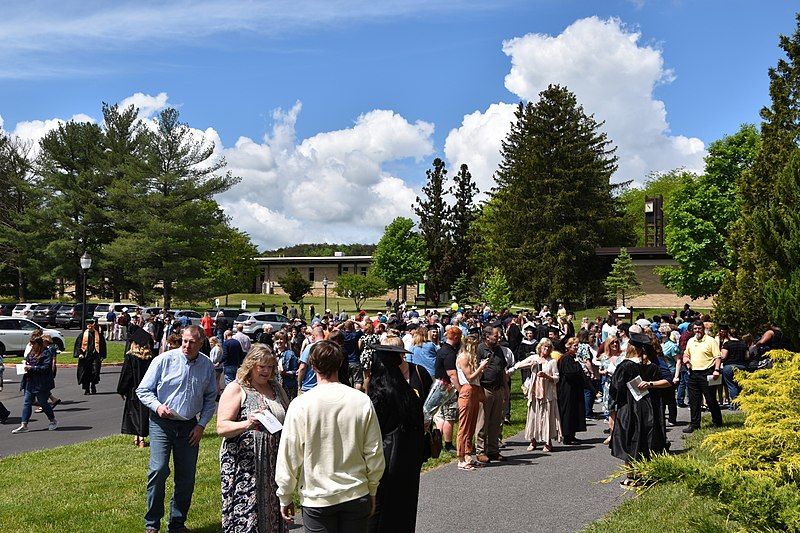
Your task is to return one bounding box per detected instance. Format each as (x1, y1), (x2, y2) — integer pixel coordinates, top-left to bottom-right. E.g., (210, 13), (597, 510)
(383, 335), (404, 348)
(412, 327), (427, 347)
(237, 344), (289, 404)
(209, 336), (219, 347)
(460, 334), (480, 372)
(603, 336), (621, 358)
(427, 328), (439, 342)
(537, 337), (553, 356)
(564, 337), (579, 350)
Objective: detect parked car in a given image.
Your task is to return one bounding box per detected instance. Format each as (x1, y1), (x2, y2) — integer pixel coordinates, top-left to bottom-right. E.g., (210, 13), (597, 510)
(31, 303), (66, 326)
(0, 317), (65, 356)
(234, 312), (290, 339)
(11, 303), (39, 319)
(54, 303), (98, 329)
(142, 306), (163, 319)
(0, 303), (17, 316)
(207, 308), (242, 320)
(170, 309), (202, 327)
(94, 303), (140, 328)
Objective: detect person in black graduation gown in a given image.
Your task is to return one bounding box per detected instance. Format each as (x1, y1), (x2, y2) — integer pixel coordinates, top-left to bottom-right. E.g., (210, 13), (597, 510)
(610, 333), (670, 485)
(117, 327), (155, 447)
(516, 324), (538, 384)
(557, 337), (586, 444)
(367, 344), (425, 533)
(73, 319), (107, 395)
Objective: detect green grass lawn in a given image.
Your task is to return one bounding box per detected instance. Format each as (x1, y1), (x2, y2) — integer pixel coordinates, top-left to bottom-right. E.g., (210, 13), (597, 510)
(583, 413), (746, 533)
(0, 374), (528, 532)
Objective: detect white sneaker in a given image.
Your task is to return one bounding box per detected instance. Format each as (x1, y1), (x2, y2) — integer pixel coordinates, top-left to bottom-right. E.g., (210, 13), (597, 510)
(48, 419), (58, 431)
(11, 425), (28, 434)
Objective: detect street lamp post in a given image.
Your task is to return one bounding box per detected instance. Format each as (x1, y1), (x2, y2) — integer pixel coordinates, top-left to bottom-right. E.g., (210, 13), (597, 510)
(79, 251), (92, 331)
(423, 273), (428, 313)
(322, 275), (329, 316)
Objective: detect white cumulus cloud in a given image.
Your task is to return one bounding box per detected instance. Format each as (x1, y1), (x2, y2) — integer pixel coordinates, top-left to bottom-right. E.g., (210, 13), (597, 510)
(119, 91), (170, 118)
(444, 16), (706, 193)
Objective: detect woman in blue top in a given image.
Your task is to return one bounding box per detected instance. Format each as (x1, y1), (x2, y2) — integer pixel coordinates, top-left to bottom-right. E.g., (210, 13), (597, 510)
(11, 337), (58, 434)
(408, 326), (438, 377)
(658, 325), (680, 426)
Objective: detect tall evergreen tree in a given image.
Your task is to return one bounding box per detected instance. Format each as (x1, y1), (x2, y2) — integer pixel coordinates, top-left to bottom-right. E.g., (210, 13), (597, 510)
(717, 15), (800, 335)
(414, 158), (451, 305)
(448, 163), (479, 284)
(605, 248), (643, 307)
(37, 120), (111, 298)
(105, 107), (240, 308)
(478, 86), (629, 307)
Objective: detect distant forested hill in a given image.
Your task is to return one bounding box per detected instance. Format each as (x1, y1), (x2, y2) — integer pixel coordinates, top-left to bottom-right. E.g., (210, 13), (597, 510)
(261, 243), (376, 257)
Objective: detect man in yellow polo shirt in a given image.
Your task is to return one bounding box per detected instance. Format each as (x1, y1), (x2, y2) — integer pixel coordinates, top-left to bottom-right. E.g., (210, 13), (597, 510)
(682, 321), (723, 433)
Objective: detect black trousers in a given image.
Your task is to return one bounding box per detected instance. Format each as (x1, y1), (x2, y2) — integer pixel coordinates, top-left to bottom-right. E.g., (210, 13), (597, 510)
(303, 495), (371, 533)
(661, 385), (677, 424)
(688, 369), (723, 429)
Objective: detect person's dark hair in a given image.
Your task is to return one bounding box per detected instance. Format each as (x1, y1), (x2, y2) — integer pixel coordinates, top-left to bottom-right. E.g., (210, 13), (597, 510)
(368, 350), (423, 432)
(482, 325), (498, 338)
(618, 322), (630, 334)
(29, 336), (45, 361)
(578, 329), (590, 343)
(273, 331), (287, 343)
(327, 329), (344, 346)
(309, 340), (344, 377)
(693, 320), (704, 330)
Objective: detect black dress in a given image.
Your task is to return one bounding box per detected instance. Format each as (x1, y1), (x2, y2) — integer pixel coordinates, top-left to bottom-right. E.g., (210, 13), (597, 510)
(368, 396), (425, 533)
(609, 358), (667, 462)
(117, 352), (153, 437)
(557, 354), (586, 439)
(73, 329), (107, 389)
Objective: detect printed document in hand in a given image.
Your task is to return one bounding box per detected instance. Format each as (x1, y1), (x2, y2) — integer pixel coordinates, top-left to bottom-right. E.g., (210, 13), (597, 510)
(255, 410), (283, 434)
(627, 376), (649, 402)
(707, 373), (722, 386)
(16, 364), (26, 375)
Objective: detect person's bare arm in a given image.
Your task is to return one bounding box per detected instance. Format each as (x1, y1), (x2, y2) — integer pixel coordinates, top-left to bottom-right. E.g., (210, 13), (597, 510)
(216, 382), (259, 438)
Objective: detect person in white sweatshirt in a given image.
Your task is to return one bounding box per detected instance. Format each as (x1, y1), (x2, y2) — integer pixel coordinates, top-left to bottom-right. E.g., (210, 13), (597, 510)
(275, 340), (385, 532)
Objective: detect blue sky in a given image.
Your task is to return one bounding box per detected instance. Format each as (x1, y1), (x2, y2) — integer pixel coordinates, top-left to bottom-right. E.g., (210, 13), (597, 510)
(1, 1), (796, 249)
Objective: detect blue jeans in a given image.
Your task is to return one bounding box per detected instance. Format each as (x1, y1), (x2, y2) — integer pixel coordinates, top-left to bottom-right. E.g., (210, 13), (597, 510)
(722, 363), (747, 402)
(223, 366), (237, 386)
(145, 415), (200, 532)
(676, 366), (689, 405)
(21, 389), (54, 423)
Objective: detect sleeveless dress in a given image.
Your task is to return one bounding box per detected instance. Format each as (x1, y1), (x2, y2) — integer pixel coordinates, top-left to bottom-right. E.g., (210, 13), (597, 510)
(220, 382), (288, 533)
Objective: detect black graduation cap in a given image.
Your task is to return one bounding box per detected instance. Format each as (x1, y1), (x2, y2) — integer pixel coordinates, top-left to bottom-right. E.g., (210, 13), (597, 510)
(718, 323), (730, 331)
(468, 326), (482, 335)
(129, 327), (154, 349)
(548, 326), (562, 334)
(368, 343), (411, 367)
(523, 324), (536, 332)
(629, 333), (652, 348)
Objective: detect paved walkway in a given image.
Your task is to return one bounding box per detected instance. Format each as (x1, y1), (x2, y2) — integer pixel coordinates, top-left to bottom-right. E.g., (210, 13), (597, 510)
(415, 406), (691, 532)
(0, 366), (125, 457)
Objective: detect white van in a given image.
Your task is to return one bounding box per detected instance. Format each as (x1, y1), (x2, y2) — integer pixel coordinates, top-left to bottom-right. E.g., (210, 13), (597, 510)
(94, 303), (140, 327)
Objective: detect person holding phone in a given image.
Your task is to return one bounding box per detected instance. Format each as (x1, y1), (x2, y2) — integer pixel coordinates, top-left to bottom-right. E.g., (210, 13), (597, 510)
(455, 334), (489, 470)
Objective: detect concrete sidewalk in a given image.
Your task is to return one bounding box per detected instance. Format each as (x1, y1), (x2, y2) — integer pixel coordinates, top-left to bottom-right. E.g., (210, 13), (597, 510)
(415, 407), (691, 532)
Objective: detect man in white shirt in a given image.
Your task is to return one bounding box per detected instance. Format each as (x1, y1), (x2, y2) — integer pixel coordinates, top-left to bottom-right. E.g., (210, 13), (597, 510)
(276, 340), (385, 532)
(233, 324), (252, 353)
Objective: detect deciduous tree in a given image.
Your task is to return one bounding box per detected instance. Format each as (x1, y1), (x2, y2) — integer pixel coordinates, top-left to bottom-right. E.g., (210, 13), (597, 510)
(371, 217), (428, 299)
(334, 273), (388, 310)
(278, 268), (313, 305)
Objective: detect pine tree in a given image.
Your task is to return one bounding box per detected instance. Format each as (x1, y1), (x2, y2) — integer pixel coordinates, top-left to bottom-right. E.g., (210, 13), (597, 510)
(414, 158), (451, 306)
(448, 163), (479, 281)
(717, 14), (800, 335)
(479, 86), (628, 307)
(604, 248), (643, 307)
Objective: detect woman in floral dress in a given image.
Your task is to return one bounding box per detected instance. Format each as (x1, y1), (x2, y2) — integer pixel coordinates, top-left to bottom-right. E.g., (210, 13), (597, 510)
(217, 345), (290, 532)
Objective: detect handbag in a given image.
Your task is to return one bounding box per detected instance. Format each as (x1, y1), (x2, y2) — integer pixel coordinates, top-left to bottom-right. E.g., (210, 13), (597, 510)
(423, 425), (443, 460)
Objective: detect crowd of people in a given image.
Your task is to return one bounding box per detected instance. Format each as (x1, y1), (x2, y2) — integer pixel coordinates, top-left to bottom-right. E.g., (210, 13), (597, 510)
(1, 300), (793, 532)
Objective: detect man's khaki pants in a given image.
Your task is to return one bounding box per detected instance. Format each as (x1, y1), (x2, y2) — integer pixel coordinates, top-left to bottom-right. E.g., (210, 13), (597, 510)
(476, 386), (503, 457)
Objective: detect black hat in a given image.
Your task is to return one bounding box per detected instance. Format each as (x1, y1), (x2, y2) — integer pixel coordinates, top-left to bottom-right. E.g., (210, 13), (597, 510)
(629, 333), (652, 348)
(523, 324), (535, 332)
(129, 327), (154, 349)
(369, 344), (411, 367)
(468, 326), (482, 335)
(718, 323), (730, 331)
(548, 326), (561, 334)
(85, 318), (95, 324)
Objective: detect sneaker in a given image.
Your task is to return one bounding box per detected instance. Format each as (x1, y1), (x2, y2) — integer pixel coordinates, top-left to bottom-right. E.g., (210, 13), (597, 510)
(666, 421), (676, 427)
(503, 417), (511, 424)
(48, 419), (58, 431)
(35, 407), (43, 413)
(11, 425), (28, 434)
(677, 403), (688, 408)
(682, 426), (696, 434)
(444, 443), (456, 454)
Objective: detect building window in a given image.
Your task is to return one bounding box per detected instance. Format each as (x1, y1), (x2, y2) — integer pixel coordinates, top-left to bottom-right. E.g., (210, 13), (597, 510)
(342, 266), (349, 274)
(360, 266), (367, 276)
(309, 267), (315, 282)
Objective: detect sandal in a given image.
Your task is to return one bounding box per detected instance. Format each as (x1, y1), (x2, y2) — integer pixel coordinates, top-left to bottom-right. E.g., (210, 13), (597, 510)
(527, 441), (537, 452)
(458, 462), (476, 471)
(543, 444), (553, 453)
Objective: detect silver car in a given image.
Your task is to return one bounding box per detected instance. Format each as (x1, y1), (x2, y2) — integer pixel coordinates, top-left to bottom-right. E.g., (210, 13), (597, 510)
(233, 312), (290, 338)
(0, 317), (65, 356)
